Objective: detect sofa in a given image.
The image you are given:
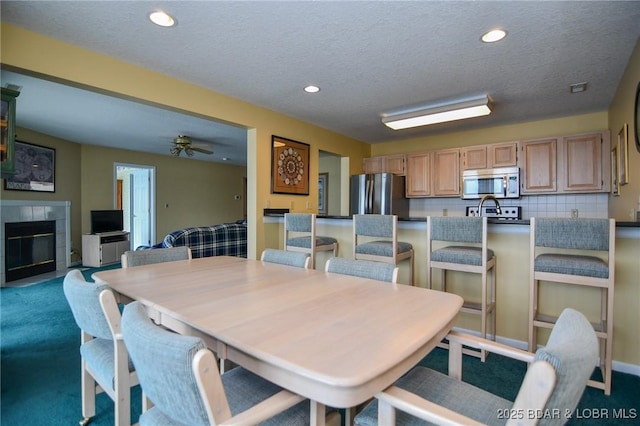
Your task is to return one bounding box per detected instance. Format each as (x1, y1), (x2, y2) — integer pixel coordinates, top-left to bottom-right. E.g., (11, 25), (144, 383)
(141, 222), (247, 258)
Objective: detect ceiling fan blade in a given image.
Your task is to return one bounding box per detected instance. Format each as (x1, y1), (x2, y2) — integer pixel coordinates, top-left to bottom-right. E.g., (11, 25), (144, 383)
(191, 146), (213, 155)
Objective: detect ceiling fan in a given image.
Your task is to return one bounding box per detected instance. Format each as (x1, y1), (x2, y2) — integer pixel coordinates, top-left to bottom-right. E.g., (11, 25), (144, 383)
(170, 134), (214, 157)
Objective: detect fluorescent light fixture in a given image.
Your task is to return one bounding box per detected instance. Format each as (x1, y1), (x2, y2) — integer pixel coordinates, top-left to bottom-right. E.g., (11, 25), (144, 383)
(382, 95), (492, 130)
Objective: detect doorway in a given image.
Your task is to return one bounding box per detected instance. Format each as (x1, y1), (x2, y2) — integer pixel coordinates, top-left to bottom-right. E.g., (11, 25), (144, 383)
(115, 163), (156, 249)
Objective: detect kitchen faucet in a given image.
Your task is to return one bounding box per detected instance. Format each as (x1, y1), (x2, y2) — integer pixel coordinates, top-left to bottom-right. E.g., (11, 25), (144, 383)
(478, 194), (502, 216)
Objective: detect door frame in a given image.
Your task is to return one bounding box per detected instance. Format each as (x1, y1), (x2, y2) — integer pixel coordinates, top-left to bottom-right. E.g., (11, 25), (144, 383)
(114, 162), (156, 248)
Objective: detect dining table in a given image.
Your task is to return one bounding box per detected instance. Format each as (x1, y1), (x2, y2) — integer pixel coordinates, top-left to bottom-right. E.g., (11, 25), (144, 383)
(93, 255), (463, 425)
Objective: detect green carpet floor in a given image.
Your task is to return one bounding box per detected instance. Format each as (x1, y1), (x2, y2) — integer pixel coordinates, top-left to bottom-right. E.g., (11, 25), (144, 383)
(1, 266), (638, 425)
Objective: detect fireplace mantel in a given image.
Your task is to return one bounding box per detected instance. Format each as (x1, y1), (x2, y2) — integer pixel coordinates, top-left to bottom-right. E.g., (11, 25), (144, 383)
(0, 200), (71, 286)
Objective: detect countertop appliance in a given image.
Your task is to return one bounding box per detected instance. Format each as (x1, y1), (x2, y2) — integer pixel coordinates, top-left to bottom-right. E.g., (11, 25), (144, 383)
(466, 205), (522, 220)
(462, 167), (520, 199)
(350, 173), (409, 217)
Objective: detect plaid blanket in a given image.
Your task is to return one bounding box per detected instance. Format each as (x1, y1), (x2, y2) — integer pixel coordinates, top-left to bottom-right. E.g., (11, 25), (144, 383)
(162, 223), (247, 258)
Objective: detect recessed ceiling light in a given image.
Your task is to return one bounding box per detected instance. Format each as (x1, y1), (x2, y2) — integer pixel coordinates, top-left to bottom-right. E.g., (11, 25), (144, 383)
(149, 11), (175, 27)
(481, 29), (507, 43)
(304, 85), (320, 93)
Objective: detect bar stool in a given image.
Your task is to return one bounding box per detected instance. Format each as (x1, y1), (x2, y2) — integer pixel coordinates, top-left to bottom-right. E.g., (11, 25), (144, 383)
(353, 214), (414, 285)
(529, 217), (615, 395)
(426, 216), (496, 360)
(284, 213), (338, 269)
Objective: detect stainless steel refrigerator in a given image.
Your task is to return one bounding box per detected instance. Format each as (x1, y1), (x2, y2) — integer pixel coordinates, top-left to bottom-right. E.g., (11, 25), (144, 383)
(350, 173), (409, 217)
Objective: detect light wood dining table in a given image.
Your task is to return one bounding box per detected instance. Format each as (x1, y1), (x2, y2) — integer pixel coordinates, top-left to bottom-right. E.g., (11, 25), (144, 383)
(93, 256), (463, 425)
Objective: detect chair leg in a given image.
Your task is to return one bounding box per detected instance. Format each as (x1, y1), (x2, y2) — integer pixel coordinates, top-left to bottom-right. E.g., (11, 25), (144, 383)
(80, 360), (96, 423)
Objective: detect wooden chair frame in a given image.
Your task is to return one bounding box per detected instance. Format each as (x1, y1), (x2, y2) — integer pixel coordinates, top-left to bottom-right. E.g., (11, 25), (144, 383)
(528, 217), (615, 395)
(375, 331), (556, 426)
(353, 214), (414, 285)
(284, 213), (338, 269)
(426, 216), (496, 360)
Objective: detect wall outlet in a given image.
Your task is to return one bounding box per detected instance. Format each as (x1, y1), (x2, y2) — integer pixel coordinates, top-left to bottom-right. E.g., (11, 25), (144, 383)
(571, 209), (579, 218)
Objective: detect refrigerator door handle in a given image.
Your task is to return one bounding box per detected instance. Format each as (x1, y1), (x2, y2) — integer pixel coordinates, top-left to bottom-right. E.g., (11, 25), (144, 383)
(366, 178), (373, 213)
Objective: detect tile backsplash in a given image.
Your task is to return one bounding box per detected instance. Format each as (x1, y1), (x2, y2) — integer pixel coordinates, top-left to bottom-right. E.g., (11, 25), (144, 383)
(409, 193), (609, 219)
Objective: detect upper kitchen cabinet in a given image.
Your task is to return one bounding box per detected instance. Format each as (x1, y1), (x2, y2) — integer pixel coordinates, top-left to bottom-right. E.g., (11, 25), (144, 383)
(559, 131), (609, 193)
(433, 148), (460, 196)
(363, 154), (406, 175)
(461, 142), (518, 170)
(520, 131), (609, 195)
(1, 88), (19, 175)
(405, 148), (459, 198)
(405, 152), (431, 197)
(520, 137), (557, 193)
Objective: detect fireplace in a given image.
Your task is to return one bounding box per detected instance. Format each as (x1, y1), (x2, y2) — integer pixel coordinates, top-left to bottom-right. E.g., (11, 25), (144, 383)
(5, 221), (56, 282)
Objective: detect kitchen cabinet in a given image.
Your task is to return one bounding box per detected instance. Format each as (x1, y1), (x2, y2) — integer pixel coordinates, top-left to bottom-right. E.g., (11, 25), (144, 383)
(405, 152), (431, 197)
(363, 154), (406, 175)
(406, 148), (459, 197)
(559, 132), (609, 192)
(520, 131), (609, 195)
(432, 148), (460, 196)
(1, 88), (19, 175)
(462, 142), (518, 170)
(520, 138), (557, 193)
(363, 156), (384, 174)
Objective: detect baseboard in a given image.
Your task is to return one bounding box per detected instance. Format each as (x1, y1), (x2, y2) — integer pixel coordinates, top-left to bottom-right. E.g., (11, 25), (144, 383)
(451, 326), (640, 377)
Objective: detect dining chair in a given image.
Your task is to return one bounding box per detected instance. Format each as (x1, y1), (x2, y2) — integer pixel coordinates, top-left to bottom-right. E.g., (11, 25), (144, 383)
(284, 213), (338, 269)
(353, 214), (414, 285)
(354, 308), (598, 426)
(261, 248), (311, 269)
(325, 257), (399, 283)
(63, 269), (138, 426)
(121, 246), (191, 268)
(121, 301), (340, 426)
(426, 216), (496, 360)
(529, 217), (615, 395)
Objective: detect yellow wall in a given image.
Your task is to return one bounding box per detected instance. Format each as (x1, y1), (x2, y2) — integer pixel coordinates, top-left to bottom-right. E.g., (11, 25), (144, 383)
(1, 24), (370, 258)
(80, 144), (247, 238)
(609, 39), (640, 221)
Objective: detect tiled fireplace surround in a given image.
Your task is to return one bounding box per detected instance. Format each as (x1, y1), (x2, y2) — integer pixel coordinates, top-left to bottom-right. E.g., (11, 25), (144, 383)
(1, 200), (71, 286)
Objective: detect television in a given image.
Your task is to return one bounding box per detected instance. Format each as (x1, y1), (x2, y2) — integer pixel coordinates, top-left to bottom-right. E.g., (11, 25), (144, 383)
(91, 210), (124, 234)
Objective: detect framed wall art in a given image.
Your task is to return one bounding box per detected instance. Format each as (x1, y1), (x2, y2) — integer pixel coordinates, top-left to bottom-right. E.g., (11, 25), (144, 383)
(271, 135), (309, 195)
(618, 124), (629, 185)
(3, 141), (55, 192)
(318, 172), (328, 215)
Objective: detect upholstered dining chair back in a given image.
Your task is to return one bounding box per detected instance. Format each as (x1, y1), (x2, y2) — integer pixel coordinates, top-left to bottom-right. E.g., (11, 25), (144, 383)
(325, 257), (398, 283)
(429, 216), (484, 244)
(121, 246), (191, 268)
(122, 301), (331, 426)
(532, 308), (599, 423)
(261, 248), (311, 269)
(122, 302), (212, 425)
(63, 269), (137, 426)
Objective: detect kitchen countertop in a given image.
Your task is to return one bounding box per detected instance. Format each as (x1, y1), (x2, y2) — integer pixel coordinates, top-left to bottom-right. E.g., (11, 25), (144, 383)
(265, 213), (640, 227)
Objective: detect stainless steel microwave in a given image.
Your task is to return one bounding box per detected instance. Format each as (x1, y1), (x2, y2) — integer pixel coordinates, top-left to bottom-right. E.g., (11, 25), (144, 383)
(461, 167), (520, 199)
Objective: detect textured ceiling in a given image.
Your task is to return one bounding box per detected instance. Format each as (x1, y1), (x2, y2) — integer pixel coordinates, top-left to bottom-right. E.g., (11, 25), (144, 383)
(1, 1), (639, 165)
